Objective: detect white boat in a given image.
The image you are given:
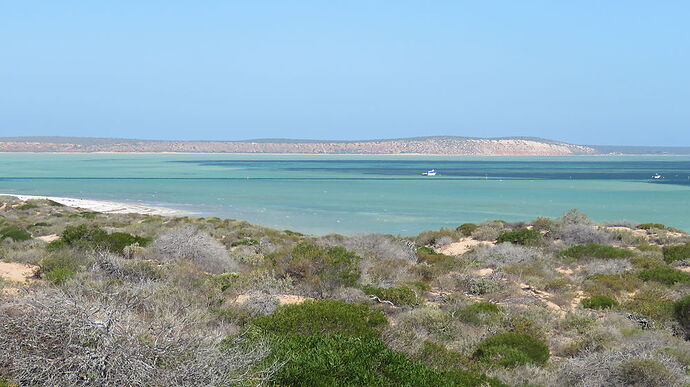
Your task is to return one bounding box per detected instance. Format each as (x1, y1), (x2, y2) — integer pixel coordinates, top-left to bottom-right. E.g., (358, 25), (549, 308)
(652, 173), (662, 179)
(422, 169), (437, 176)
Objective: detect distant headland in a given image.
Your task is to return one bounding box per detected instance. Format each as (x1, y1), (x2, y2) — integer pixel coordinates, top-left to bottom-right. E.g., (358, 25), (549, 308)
(1, 136), (689, 155)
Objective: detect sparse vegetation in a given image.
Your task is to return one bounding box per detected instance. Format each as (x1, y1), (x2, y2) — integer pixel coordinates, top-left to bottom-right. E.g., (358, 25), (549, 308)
(663, 243), (690, 263)
(558, 243), (634, 259)
(581, 295), (619, 310)
(497, 228), (542, 246)
(1, 200), (690, 386)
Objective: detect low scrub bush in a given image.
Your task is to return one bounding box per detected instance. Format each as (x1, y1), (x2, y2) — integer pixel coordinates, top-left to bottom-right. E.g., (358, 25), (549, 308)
(456, 223), (478, 237)
(674, 295), (690, 338)
(471, 221), (505, 241)
(0, 226), (31, 242)
(638, 223), (667, 230)
(497, 229), (541, 246)
(456, 302), (503, 325)
(663, 243), (690, 264)
(39, 250), (89, 284)
(622, 286), (675, 322)
(531, 217), (555, 232)
(558, 224), (613, 246)
(48, 224), (151, 254)
(616, 358), (679, 387)
(152, 226), (237, 273)
(362, 285), (418, 306)
(415, 340), (466, 370)
(585, 272), (643, 296)
(557, 244), (633, 259)
(415, 228), (458, 246)
(415, 246), (455, 269)
(230, 238), (258, 247)
(638, 267), (690, 285)
(473, 243), (544, 266)
(581, 295), (619, 310)
(556, 209), (592, 226)
(631, 256), (667, 270)
(473, 332), (550, 366)
(475, 344), (532, 368)
(275, 242), (362, 294)
(267, 334), (504, 387)
(0, 287), (274, 386)
(252, 300), (387, 338)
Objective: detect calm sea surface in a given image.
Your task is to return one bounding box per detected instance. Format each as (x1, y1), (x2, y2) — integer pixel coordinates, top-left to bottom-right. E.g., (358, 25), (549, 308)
(1, 154), (689, 235)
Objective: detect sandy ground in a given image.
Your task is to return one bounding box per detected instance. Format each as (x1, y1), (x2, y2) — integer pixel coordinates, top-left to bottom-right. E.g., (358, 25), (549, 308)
(234, 293), (312, 306)
(0, 193), (186, 216)
(35, 234), (60, 243)
(0, 262), (38, 283)
(436, 238), (492, 256)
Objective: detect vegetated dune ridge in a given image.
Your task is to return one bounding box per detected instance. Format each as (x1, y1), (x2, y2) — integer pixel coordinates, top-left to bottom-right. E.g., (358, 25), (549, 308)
(0, 136), (596, 155)
(2, 196), (690, 386)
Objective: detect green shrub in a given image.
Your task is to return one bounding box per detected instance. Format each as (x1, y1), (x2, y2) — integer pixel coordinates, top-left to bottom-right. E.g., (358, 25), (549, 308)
(475, 344), (532, 368)
(268, 334), (504, 387)
(473, 332), (550, 366)
(581, 295), (619, 310)
(39, 250), (88, 274)
(456, 223), (478, 237)
(252, 300), (387, 338)
(557, 244), (633, 259)
(279, 242), (361, 290)
(585, 272), (642, 296)
(17, 203), (38, 210)
(616, 358), (678, 387)
(0, 226), (31, 242)
(638, 267), (690, 285)
(673, 295), (690, 337)
(47, 224), (151, 254)
(362, 285), (418, 306)
(637, 223), (667, 230)
(231, 238), (259, 247)
(662, 243), (690, 264)
(44, 267), (76, 285)
(531, 217), (555, 232)
(107, 232), (152, 254)
(497, 229), (541, 246)
(415, 246), (455, 268)
(631, 256), (667, 270)
(622, 287), (675, 322)
(457, 302), (503, 325)
(416, 340), (466, 370)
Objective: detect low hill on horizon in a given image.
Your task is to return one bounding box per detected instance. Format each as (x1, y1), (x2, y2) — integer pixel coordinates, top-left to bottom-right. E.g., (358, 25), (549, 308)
(0, 136), (596, 155)
(2, 135), (690, 155)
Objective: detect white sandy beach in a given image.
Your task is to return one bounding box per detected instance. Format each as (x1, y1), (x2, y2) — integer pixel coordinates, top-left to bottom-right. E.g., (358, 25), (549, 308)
(0, 193), (187, 216)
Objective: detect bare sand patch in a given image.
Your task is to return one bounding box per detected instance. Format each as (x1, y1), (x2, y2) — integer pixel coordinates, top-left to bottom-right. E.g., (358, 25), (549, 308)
(437, 238), (492, 256)
(234, 293), (312, 306)
(36, 234), (60, 243)
(0, 262), (38, 283)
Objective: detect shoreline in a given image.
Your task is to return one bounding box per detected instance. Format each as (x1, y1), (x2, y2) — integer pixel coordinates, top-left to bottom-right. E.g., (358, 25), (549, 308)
(0, 151), (689, 157)
(0, 193), (187, 217)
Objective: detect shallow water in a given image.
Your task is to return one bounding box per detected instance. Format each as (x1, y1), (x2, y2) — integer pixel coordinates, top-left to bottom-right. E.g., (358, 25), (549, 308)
(1, 154), (689, 235)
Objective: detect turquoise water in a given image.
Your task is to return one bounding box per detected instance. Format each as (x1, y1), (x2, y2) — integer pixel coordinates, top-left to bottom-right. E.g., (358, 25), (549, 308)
(1, 154), (689, 235)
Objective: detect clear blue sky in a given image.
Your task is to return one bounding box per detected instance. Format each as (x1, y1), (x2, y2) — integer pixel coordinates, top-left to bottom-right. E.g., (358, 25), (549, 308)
(1, 1), (689, 145)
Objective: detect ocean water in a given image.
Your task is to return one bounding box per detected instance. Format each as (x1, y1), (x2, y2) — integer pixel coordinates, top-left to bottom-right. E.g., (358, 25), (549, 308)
(1, 153), (689, 235)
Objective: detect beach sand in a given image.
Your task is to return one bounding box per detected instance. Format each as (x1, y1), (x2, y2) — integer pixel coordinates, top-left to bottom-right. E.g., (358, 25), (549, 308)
(0, 193), (187, 217)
